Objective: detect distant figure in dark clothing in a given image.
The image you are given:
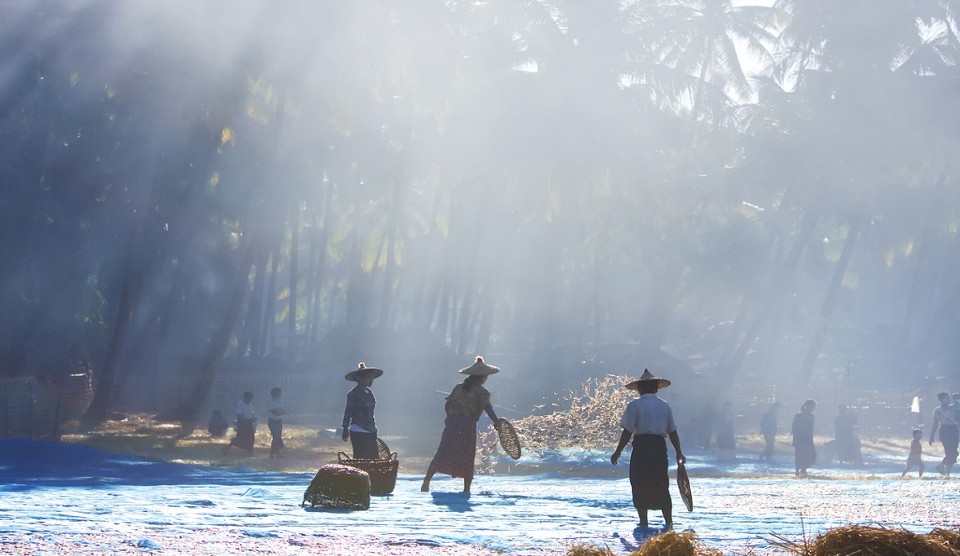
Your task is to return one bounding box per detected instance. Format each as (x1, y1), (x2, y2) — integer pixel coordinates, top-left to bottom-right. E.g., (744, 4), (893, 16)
(930, 391), (958, 477)
(759, 402), (780, 462)
(267, 387), (286, 458)
(715, 401), (736, 462)
(833, 405), (863, 465)
(223, 391), (256, 456)
(208, 410), (229, 438)
(610, 369), (685, 531)
(791, 399), (817, 477)
(342, 362), (382, 460)
(901, 429), (924, 478)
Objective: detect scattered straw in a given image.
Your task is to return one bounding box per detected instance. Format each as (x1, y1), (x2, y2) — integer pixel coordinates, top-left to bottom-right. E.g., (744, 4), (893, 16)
(565, 543), (615, 556)
(631, 530), (723, 556)
(478, 374), (636, 468)
(771, 524), (960, 556)
(930, 528), (960, 551)
(564, 531), (722, 556)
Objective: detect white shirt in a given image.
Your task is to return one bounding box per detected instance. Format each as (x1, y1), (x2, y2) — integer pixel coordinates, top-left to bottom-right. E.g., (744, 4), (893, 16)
(235, 400), (256, 421)
(935, 404), (959, 427)
(620, 393), (676, 437)
(267, 397), (285, 420)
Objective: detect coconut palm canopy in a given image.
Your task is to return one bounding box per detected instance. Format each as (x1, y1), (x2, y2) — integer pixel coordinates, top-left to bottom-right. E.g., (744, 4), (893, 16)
(1, 1), (959, 430)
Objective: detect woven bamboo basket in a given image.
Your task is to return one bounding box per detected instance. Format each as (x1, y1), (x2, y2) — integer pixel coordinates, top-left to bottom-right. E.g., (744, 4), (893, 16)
(337, 438), (399, 495)
(302, 464), (371, 510)
(337, 451), (398, 495)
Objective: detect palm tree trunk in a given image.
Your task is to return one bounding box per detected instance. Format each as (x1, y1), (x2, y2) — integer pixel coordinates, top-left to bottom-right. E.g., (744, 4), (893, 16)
(288, 207), (299, 358)
(795, 219), (862, 387)
(715, 207), (818, 389)
(81, 246), (137, 426)
(156, 243), (257, 429)
(238, 244), (269, 357)
(258, 238), (281, 354)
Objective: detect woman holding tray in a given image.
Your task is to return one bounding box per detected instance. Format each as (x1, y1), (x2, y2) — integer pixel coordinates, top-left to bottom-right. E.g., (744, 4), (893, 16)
(420, 356), (500, 494)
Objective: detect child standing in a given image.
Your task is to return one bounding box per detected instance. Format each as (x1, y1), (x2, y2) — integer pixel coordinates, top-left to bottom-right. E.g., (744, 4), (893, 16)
(901, 429), (924, 478)
(267, 387), (286, 458)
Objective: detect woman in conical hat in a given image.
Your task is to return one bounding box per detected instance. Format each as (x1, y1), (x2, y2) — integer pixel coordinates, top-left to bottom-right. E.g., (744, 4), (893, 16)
(341, 362), (384, 459)
(611, 369), (685, 530)
(420, 356), (500, 494)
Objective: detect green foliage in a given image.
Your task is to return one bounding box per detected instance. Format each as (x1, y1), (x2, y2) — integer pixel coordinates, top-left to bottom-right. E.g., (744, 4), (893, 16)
(2, 1), (959, 407)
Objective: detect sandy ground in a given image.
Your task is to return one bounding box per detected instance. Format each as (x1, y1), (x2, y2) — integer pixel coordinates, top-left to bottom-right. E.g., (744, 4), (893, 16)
(4, 415), (957, 555)
(0, 531), (515, 556)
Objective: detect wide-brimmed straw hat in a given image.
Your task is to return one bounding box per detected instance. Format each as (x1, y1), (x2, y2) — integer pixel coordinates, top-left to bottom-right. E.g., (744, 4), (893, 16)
(625, 369), (671, 391)
(458, 356), (500, 376)
(344, 362), (384, 382)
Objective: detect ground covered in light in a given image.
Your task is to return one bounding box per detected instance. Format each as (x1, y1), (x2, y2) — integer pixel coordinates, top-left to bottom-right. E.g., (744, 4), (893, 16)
(2, 438), (958, 555)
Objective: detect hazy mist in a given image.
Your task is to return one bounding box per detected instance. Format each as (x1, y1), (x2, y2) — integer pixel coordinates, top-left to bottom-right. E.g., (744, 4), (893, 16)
(2, 0), (959, 438)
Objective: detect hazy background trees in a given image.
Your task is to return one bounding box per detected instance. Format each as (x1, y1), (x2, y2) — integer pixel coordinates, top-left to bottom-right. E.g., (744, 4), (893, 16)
(1, 0), (958, 434)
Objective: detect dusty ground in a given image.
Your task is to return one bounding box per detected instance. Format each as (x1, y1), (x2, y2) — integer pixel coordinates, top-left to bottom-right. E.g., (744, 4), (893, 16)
(19, 416), (520, 555)
(58, 412), (910, 476)
(59, 413), (437, 475)
(30, 414), (955, 556)
(0, 531), (524, 556)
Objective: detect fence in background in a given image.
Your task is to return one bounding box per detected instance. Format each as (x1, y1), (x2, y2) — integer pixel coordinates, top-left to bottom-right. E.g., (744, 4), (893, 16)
(0, 377), (60, 438)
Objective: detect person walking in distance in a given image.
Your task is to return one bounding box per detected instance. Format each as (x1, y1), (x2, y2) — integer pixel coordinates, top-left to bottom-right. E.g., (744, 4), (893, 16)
(929, 391), (958, 477)
(223, 391), (256, 456)
(791, 399), (817, 477)
(759, 402), (780, 462)
(267, 387), (286, 458)
(901, 428), (925, 478)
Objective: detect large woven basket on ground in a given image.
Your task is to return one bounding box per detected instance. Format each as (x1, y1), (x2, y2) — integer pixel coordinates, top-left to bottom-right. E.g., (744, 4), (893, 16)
(337, 438), (399, 495)
(303, 464), (371, 510)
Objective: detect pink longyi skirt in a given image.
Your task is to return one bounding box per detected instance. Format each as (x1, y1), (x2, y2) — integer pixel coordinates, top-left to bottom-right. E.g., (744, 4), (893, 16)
(428, 414), (477, 478)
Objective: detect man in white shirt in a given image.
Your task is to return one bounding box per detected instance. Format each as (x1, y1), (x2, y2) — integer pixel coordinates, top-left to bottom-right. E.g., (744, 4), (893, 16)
(611, 369), (685, 530)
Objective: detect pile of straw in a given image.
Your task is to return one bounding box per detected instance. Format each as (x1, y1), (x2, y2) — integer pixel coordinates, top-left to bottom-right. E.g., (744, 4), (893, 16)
(773, 525), (960, 555)
(565, 530), (722, 556)
(565, 527), (960, 556)
(631, 530), (723, 556)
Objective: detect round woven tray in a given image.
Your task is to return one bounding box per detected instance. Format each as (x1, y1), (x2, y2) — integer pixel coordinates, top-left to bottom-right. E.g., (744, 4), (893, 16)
(494, 418), (521, 459)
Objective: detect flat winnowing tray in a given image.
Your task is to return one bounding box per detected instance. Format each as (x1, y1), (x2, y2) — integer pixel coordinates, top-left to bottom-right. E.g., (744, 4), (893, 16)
(495, 418), (521, 460)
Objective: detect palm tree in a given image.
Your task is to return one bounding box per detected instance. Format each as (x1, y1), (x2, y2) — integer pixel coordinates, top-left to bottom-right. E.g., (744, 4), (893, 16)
(649, 0), (778, 119)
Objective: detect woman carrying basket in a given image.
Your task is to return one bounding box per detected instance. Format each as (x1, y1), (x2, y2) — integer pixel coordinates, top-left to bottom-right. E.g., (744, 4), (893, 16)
(341, 362), (383, 460)
(420, 356), (499, 494)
